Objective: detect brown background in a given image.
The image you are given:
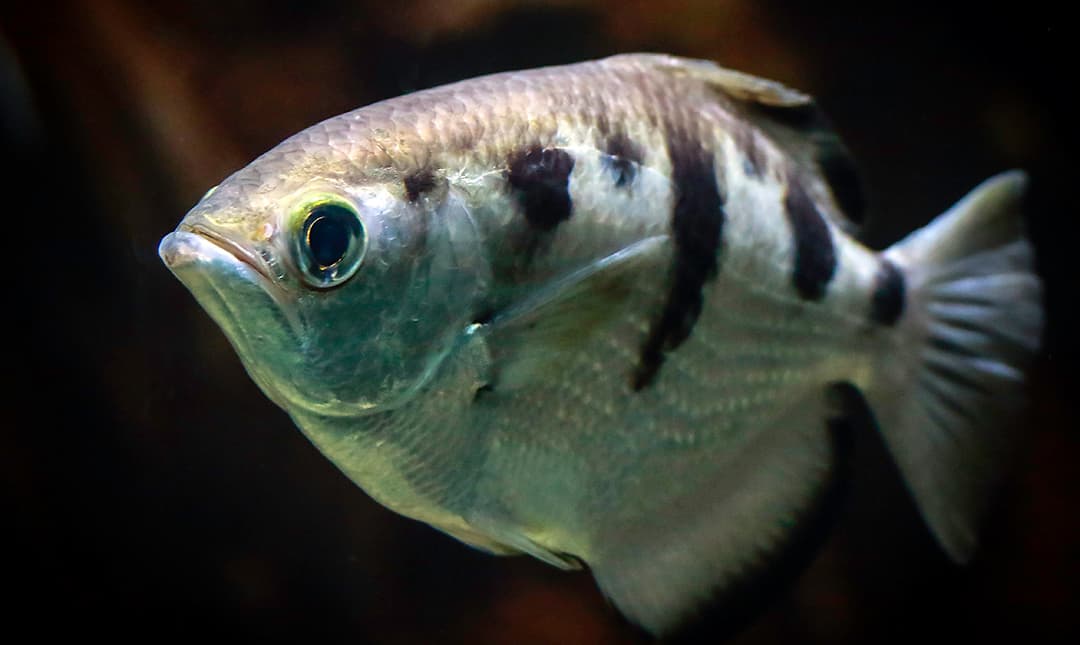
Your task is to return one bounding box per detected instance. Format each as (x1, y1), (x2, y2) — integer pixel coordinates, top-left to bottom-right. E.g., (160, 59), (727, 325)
(3, 1), (1075, 643)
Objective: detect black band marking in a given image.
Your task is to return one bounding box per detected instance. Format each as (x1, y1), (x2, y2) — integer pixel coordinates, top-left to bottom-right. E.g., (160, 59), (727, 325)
(870, 258), (905, 325)
(634, 125), (725, 390)
(506, 146), (575, 231)
(602, 132), (644, 189)
(784, 180), (837, 301)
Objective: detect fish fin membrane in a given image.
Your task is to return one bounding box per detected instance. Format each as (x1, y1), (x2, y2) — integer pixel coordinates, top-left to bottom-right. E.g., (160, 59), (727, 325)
(627, 53), (866, 230)
(432, 524), (523, 557)
(589, 388), (845, 636)
(486, 235), (669, 390)
(869, 170), (1043, 563)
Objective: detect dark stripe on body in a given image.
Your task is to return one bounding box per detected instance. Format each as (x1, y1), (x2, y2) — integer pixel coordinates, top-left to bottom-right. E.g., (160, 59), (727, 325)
(869, 258), (905, 325)
(602, 132), (644, 188)
(784, 180), (836, 301)
(506, 146), (575, 231)
(745, 100), (866, 224)
(633, 125), (725, 390)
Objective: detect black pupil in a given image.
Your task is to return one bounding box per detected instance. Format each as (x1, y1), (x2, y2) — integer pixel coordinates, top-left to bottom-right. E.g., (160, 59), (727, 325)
(305, 205), (354, 269)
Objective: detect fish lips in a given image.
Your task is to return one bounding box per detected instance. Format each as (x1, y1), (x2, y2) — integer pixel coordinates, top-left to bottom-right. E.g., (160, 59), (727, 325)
(159, 229), (301, 408)
(159, 228), (286, 311)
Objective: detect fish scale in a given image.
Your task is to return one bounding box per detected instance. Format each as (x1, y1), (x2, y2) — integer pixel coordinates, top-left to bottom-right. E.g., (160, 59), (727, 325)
(474, 249), (849, 509)
(160, 54), (1043, 635)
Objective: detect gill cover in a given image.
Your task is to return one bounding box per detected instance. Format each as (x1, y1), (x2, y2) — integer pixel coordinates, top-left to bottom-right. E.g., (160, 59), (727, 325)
(289, 183), (490, 415)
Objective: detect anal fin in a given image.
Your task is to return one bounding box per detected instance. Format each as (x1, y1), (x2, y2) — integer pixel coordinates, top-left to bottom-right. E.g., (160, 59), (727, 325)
(588, 385), (854, 636)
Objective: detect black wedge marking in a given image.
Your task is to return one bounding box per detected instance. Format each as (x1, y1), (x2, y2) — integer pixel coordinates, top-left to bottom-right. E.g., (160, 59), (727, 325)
(603, 132), (644, 189)
(403, 168), (439, 202)
(634, 126), (725, 390)
(869, 258), (905, 325)
(817, 145), (866, 224)
(742, 99), (866, 229)
(784, 179), (836, 301)
(507, 145), (576, 231)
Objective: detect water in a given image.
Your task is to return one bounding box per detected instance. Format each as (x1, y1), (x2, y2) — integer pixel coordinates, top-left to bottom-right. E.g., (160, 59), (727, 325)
(5, 1), (1073, 642)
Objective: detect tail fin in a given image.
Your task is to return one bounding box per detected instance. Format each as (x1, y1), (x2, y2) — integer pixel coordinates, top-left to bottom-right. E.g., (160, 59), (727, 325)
(864, 171), (1043, 563)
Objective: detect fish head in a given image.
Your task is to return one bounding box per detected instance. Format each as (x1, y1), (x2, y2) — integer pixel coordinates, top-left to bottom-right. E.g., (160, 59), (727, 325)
(159, 144), (489, 419)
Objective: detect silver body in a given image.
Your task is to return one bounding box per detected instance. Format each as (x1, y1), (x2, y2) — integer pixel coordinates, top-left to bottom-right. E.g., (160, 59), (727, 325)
(160, 54), (1042, 633)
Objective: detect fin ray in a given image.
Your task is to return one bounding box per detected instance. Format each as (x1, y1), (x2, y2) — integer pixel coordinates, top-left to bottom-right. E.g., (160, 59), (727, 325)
(484, 235), (669, 390)
(865, 171), (1043, 563)
(626, 53), (867, 229)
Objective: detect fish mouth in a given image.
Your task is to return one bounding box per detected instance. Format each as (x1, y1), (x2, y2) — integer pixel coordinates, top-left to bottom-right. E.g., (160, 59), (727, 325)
(159, 226), (301, 334)
(177, 222), (278, 285)
(159, 227), (304, 411)
(157, 227), (295, 319)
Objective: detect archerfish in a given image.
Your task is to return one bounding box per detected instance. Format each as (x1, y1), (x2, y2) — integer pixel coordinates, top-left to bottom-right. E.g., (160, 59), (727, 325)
(159, 54), (1043, 635)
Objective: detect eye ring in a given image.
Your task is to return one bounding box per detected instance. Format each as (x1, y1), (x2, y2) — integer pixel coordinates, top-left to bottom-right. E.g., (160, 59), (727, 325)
(291, 198), (367, 288)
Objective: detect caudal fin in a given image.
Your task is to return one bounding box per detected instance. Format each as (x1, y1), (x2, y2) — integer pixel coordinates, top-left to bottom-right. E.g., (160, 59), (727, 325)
(865, 171), (1043, 563)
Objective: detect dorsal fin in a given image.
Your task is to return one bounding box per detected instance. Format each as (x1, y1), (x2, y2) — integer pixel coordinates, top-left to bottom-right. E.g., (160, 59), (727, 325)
(630, 54), (867, 232)
(646, 55), (815, 108)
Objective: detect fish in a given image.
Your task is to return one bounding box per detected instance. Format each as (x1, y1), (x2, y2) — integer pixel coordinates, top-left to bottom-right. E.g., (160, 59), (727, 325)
(158, 53), (1043, 635)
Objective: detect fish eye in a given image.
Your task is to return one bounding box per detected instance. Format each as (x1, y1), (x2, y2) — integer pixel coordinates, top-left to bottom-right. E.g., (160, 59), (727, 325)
(292, 199), (367, 288)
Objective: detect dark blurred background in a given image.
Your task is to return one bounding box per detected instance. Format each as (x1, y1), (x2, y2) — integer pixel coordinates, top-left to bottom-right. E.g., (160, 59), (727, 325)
(3, 1), (1075, 643)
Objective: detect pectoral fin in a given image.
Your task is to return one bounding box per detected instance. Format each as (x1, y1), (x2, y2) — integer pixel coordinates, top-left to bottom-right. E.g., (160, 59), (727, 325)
(482, 235), (669, 391)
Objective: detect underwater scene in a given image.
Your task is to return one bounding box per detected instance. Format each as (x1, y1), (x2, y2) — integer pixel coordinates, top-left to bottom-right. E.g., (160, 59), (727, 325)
(4, 1), (1074, 643)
